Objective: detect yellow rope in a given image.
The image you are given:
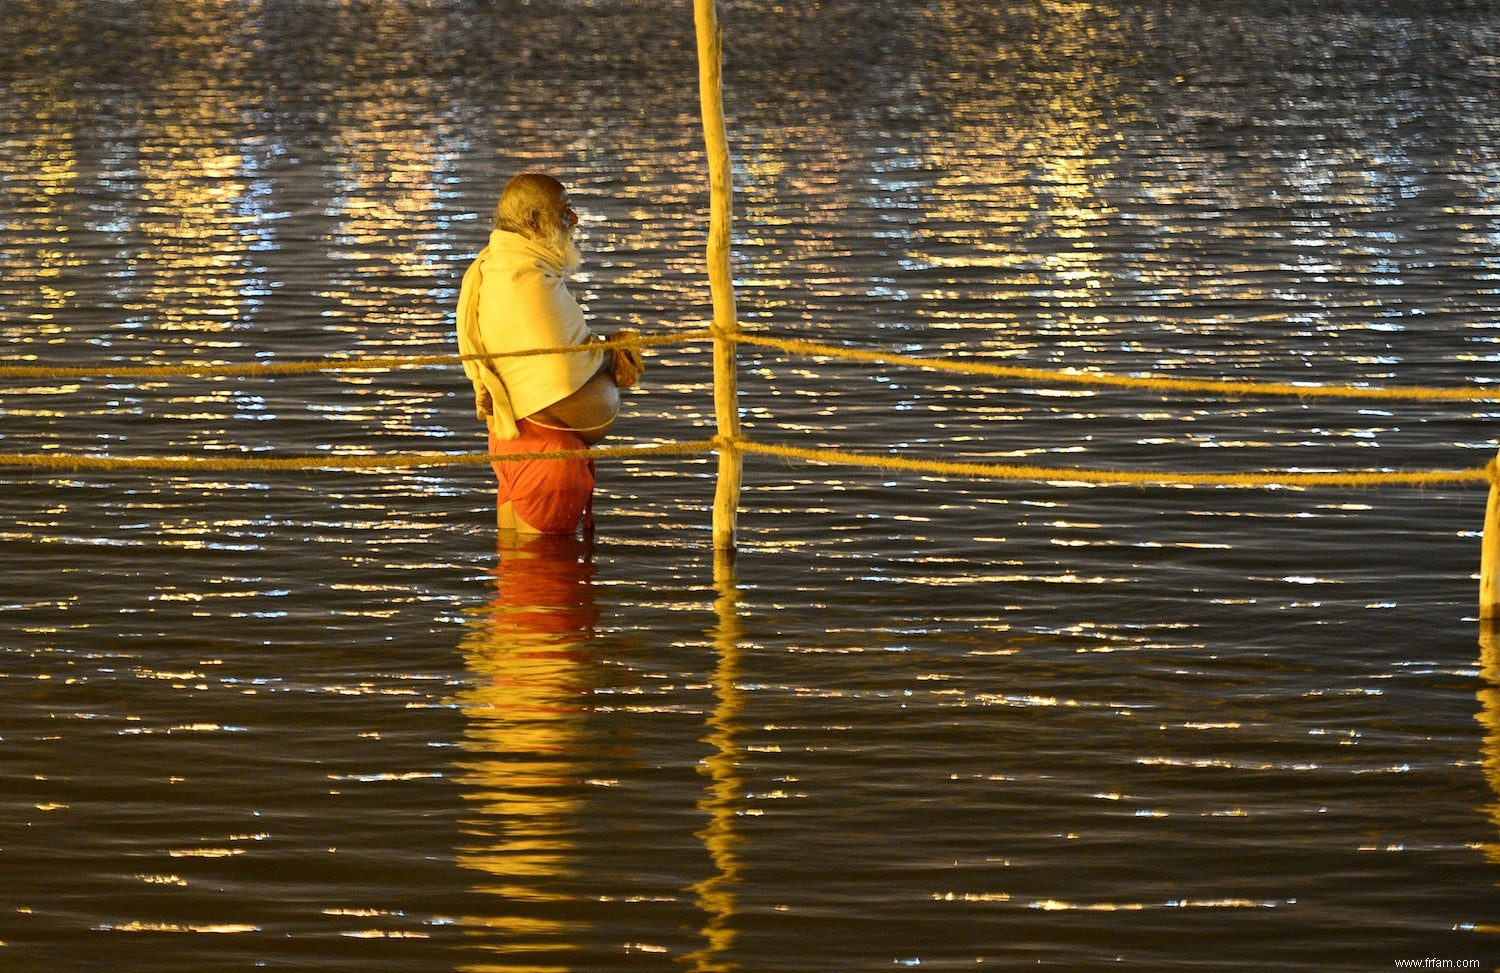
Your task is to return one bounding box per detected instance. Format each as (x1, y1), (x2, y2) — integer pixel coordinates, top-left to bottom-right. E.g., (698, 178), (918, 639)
(1, 326), (1494, 405)
(732, 333), (1500, 403)
(729, 438), (1496, 489)
(1, 326), (1493, 489)
(0, 329), (712, 380)
(3, 435), (1486, 490)
(0, 440), (717, 473)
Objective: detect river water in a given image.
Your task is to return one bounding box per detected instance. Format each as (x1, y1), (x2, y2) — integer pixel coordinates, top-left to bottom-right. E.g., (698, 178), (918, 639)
(2, 1), (1499, 970)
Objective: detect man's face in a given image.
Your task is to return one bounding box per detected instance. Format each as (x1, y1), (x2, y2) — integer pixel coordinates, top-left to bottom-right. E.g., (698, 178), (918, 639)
(545, 189), (583, 273)
(556, 190), (579, 235)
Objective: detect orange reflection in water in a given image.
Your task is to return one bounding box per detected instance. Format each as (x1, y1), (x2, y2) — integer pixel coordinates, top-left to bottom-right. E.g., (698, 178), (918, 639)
(453, 534), (600, 972)
(452, 539), (748, 971)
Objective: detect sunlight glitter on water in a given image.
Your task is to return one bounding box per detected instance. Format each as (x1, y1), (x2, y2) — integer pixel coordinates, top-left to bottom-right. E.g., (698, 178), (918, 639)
(2, 1), (1500, 970)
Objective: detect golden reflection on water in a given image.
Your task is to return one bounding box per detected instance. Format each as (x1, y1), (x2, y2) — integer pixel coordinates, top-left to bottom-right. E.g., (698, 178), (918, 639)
(684, 551), (747, 973)
(320, 72), (454, 346)
(915, 0), (1122, 293)
(452, 542), (748, 971)
(129, 125), (256, 339)
(1476, 624), (1500, 884)
(6, 83), (84, 334)
(98, 4), (264, 352)
(453, 535), (600, 971)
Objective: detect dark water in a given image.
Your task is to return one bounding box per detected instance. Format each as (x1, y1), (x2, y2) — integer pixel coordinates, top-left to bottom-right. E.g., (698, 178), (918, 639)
(2, 1), (1500, 970)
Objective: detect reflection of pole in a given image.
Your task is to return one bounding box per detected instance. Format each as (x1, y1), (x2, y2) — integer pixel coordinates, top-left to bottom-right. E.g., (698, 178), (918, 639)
(1483, 450), (1500, 619)
(687, 548), (745, 971)
(1477, 624), (1500, 866)
(695, 0), (742, 553)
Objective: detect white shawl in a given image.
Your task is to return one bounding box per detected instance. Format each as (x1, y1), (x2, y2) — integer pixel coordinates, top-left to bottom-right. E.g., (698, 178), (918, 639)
(455, 230), (603, 441)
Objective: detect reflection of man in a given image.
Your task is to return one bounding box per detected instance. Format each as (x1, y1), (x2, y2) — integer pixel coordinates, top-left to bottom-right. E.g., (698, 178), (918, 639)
(453, 532), (599, 951)
(457, 172), (643, 535)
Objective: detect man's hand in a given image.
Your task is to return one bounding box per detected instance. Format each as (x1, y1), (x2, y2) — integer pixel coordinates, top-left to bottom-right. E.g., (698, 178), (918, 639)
(610, 329), (645, 389)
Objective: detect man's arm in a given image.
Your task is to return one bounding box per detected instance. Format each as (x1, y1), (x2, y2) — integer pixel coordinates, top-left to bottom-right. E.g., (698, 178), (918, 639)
(529, 331), (643, 445)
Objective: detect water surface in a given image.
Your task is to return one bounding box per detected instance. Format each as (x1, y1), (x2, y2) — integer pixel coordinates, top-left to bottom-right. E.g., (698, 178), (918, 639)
(2, 1), (1499, 970)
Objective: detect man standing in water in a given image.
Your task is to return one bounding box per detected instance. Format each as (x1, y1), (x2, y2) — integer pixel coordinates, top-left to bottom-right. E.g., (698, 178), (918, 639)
(456, 173), (642, 535)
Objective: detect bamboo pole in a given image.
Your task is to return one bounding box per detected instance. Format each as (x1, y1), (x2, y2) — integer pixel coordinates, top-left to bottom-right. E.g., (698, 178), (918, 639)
(1483, 449), (1500, 620)
(694, 0), (742, 553)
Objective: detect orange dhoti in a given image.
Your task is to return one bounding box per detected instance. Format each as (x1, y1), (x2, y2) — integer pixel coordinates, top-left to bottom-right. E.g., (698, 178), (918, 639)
(488, 418), (595, 535)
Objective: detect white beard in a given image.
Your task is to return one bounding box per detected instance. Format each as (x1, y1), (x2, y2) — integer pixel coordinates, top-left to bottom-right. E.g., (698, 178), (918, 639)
(544, 224), (583, 274)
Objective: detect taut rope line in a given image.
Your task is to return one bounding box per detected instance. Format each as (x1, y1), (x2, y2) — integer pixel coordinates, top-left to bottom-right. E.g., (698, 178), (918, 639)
(0, 330), (712, 381)
(0, 440), (717, 473)
(4, 323), (1497, 612)
(732, 333), (1500, 404)
(3, 327), (1494, 404)
(0, 327), (1492, 486)
(0, 436), (1489, 491)
(733, 438), (1495, 490)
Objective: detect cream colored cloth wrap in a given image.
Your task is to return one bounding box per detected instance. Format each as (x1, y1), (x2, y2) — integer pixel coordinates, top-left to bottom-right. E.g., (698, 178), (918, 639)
(456, 229), (605, 441)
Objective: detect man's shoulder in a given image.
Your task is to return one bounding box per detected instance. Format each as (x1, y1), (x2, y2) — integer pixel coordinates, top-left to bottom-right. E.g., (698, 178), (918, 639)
(483, 239), (564, 289)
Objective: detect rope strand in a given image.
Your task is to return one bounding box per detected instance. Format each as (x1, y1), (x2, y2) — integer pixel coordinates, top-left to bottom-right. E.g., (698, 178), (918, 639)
(0, 440), (717, 473)
(0, 438), (1489, 489)
(0, 329), (712, 380)
(731, 438), (1494, 489)
(1, 326), (1494, 403)
(733, 334), (1500, 404)
(0, 327), (1493, 489)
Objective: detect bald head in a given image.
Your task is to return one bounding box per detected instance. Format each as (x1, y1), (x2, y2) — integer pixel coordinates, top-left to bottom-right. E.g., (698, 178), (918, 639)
(494, 173), (568, 238)
(492, 172), (581, 270)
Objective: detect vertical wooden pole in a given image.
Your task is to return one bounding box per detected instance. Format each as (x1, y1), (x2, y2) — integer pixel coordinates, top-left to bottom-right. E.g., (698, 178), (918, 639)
(696, 3), (744, 937)
(1483, 449), (1500, 620)
(695, 0), (742, 553)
